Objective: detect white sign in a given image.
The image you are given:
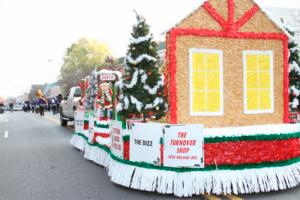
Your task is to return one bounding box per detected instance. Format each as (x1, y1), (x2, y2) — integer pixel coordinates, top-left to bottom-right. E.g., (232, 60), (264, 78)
(130, 123), (163, 165)
(110, 121), (123, 159)
(100, 73), (116, 81)
(74, 110), (84, 134)
(126, 119), (144, 130)
(88, 113), (95, 143)
(163, 125), (204, 168)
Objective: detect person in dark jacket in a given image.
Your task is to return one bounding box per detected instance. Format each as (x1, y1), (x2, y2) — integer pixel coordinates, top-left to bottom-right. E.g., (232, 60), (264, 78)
(38, 96), (47, 116)
(56, 94), (62, 114)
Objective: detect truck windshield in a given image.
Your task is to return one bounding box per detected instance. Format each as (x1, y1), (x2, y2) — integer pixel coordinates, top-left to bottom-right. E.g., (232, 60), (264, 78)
(74, 88), (82, 97)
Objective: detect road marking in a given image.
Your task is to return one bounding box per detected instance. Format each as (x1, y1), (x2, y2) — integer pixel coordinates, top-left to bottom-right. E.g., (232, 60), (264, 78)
(4, 131), (8, 138)
(44, 115), (60, 124)
(203, 195), (222, 200)
(66, 126), (75, 131)
(44, 115), (75, 131)
(224, 195), (243, 200)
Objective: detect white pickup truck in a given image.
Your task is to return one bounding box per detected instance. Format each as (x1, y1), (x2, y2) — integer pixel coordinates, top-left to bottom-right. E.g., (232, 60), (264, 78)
(60, 86), (82, 126)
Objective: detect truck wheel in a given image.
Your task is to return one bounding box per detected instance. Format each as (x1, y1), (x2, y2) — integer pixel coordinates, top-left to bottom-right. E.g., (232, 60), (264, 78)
(60, 111), (68, 127)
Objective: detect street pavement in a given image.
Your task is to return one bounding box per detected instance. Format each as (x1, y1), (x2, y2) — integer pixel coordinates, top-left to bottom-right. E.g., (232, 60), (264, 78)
(1, 111), (300, 200)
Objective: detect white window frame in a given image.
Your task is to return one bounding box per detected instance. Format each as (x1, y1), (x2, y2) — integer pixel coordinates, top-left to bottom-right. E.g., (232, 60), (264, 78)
(243, 50), (274, 114)
(189, 48), (224, 116)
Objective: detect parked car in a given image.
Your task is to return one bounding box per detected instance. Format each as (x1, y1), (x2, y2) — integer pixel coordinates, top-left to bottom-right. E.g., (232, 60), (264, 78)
(13, 103), (23, 111)
(60, 86), (82, 126)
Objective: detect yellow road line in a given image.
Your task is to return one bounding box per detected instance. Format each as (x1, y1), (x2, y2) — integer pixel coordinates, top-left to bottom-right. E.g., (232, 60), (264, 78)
(44, 115), (75, 131)
(66, 126), (75, 131)
(224, 195), (243, 200)
(44, 115), (60, 124)
(203, 195), (222, 200)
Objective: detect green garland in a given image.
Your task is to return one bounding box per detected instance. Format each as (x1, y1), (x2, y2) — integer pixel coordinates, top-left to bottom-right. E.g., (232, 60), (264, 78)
(123, 135), (130, 142)
(74, 132), (300, 172)
(205, 132), (300, 143)
(94, 123), (110, 129)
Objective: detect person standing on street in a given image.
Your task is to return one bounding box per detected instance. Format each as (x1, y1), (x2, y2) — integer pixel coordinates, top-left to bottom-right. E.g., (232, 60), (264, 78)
(38, 96), (47, 117)
(50, 98), (57, 115)
(9, 102), (13, 112)
(56, 94), (62, 114)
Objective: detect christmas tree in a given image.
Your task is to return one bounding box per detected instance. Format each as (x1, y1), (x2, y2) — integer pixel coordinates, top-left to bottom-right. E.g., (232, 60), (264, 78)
(85, 71), (98, 110)
(282, 19), (300, 111)
(116, 13), (167, 120)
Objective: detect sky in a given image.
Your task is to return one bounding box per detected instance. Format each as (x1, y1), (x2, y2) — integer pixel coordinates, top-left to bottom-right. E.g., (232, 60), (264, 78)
(0, 0), (299, 98)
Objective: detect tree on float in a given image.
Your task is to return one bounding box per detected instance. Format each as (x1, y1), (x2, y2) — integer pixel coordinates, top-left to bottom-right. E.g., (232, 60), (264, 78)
(282, 20), (300, 111)
(116, 12), (167, 120)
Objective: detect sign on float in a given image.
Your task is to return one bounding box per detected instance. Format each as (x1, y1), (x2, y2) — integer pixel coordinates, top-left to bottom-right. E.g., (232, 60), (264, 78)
(130, 122), (163, 165)
(110, 120), (124, 159)
(163, 124), (204, 168)
(74, 109), (84, 134)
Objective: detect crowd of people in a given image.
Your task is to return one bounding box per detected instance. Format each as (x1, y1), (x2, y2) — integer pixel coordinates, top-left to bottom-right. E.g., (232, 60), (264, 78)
(24, 94), (63, 116)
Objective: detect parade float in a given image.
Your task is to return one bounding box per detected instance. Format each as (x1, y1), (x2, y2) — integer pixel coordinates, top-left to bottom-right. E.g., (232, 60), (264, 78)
(70, 0), (300, 197)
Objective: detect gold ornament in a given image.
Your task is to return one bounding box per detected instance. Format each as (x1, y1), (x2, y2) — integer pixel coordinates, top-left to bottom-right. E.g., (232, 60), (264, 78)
(36, 89), (43, 98)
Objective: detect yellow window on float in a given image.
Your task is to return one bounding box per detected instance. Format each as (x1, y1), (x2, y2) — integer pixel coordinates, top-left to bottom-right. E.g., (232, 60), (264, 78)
(193, 53), (205, 70)
(189, 49), (223, 116)
(192, 72), (205, 90)
(207, 92), (220, 112)
(243, 51), (274, 114)
(246, 55), (258, 71)
(192, 91), (205, 112)
(206, 54), (219, 70)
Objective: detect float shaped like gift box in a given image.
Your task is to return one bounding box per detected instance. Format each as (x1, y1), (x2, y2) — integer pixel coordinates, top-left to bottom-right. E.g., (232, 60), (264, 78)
(70, 0), (300, 197)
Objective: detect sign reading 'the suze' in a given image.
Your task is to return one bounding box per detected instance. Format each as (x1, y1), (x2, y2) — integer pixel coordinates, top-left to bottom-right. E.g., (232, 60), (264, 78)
(130, 123), (162, 165)
(163, 124), (204, 168)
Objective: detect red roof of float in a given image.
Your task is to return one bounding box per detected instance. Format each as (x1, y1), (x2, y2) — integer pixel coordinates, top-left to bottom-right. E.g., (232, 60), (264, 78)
(170, 0), (287, 35)
(166, 0), (290, 124)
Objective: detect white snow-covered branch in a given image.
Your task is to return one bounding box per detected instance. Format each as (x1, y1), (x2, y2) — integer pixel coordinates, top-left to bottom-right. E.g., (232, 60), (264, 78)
(290, 47), (300, 53)
(139, 70), (147, 83)
(133, 16), (145, 28)
(126, 54), (157, 65)
(144, 80), (164, 95)
(116, 70), (139, 89)
(290, 85), (300, 97)
(289, 61), (300, 73)
(130, 34), (152, 44)
(145, 97), (164, 109)
(130, 96), (143, 111)
(124, 96), (129, 109)
(291, 98), (299, 109)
